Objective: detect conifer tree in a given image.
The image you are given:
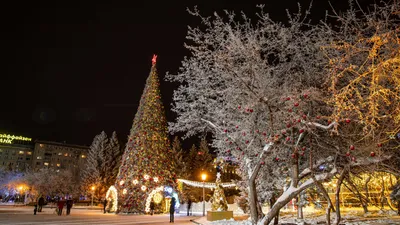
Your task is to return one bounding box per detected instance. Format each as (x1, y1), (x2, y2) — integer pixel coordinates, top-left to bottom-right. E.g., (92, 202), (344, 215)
(171, 136), (187, 179)
(81, 131), (108, 197)
(115, 55), (176, 213)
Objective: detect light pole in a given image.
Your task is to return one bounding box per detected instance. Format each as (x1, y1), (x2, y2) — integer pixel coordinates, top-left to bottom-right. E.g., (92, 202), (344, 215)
(91, 186), (95, 207)
(201, 173), (207, 216)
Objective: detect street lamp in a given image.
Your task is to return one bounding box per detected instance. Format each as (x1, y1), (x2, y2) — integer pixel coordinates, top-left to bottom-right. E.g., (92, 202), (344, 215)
(91, 186), (95, 207)
(201, 173), (207, 216)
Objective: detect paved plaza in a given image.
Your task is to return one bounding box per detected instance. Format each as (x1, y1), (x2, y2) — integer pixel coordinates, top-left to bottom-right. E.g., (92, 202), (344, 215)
(0, 206), (198, 225)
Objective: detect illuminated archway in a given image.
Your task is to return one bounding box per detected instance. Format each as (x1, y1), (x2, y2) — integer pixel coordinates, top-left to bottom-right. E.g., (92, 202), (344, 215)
(145, 186), (164, 212)
(106, 185), (118, 213)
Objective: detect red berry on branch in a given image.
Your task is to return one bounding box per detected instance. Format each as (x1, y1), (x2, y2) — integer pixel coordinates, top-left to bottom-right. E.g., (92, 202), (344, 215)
(261, 161), (265, 165)
(370, 152), (376, 157)
(263, 132), (267, 136)
(281, 130), (286, 135)
(288, 109), (293, 112)
(345, 119), (351, 123)
(302, 114), (307, 119)
(316, 116), (321, 119)
(286, 123), (291, 128)
(238, 105), (241, 109)
(350, 145), (355, 150)
(294, 102), (299, 107)
(256, 130), (259, 133)
(224, 129), (227, 133)
(300, 152), (305, 156)
(286, 97), (291, 101)
(302, 147), (306, 151)
(243, 132), (246, 136)
(235, 125), (239, 129)
(377, 143), (382, 147)
(249, 109), (253, 113)
(299, 129), (305, 134)
(275, 157), (279, 161)
(297, 119), (301, 123)
(351, 157), (356, 162)
(286, 137), (290, 141)
(291, 153), (296, 158)
(245, 140), (249, 144)
(303, 94), (308, 98)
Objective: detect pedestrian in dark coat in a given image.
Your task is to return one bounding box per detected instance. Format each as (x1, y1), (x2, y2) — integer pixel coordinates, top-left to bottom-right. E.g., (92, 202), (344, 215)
(103, 198), (108, 214)
(150, 200), (155, 215)
(187, 199), (192, 216)
(38, 196), (45, 212)
(66, 197), (73, 215)
(169, 197), (176, 223)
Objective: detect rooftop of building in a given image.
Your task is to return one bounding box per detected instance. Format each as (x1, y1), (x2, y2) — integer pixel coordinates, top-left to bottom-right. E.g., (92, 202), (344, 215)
(35, 140), (89, 150)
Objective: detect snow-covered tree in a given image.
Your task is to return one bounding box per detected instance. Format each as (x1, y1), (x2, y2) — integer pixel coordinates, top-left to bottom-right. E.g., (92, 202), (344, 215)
(81, 131), (121, 199)
(166, 5), (341, 224)
(22, 168), (78, 201)
(171, 136), (187, 179)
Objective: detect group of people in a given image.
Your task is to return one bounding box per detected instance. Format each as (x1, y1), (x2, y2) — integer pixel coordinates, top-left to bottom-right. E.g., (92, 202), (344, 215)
(56, 197), (74, 216)
(34, 196), (73, 216)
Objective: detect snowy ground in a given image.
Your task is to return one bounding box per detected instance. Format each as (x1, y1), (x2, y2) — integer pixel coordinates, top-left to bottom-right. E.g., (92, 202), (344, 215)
(192, 207), (400, 225)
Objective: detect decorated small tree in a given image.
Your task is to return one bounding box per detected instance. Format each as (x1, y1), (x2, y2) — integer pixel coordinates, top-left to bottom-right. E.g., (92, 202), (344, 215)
(114, 55), (176, 213)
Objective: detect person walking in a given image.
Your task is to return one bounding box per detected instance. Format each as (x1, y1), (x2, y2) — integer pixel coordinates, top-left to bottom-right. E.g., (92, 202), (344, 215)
(57, 198), (65, 216)
(187, 198), (192, 216)
(103, 198), (108, 214)
(38, 196), (44, 212)
(150, 200), (155, 215)
(66, 197), (73, 215)
(169, 197), (176, 223)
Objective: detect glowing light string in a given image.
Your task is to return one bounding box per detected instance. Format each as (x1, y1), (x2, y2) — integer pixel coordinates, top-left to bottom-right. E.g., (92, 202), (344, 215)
(177, 179), (236, 189)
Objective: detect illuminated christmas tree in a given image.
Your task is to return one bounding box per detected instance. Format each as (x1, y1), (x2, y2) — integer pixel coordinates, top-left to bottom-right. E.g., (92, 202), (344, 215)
(115, 55), (176, 213)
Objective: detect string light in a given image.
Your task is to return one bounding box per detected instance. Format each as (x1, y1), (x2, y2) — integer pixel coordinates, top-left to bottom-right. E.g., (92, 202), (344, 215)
(132, 179), (138, 185)
(141, 185), (147, 191)
(119, 180), (125, 186)
(177, 179), (236, 188)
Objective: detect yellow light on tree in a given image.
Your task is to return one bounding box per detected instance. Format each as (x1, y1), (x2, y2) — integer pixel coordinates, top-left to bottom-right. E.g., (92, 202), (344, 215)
(132, 179), (138, 185)
(141, 185), (147, 191)
(144, 174), (150, 180)
(119, 180), (125, 186)
(122, 189), (127, 195)
(153, 177), (158, 182)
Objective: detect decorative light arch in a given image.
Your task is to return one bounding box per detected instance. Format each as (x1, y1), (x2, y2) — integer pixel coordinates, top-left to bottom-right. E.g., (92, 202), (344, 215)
(106, 185), (118, 213)
(145, 186), (164, 212)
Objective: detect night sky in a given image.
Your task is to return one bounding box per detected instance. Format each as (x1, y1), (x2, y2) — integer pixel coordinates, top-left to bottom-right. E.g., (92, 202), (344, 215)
(0, 0), (377, 147)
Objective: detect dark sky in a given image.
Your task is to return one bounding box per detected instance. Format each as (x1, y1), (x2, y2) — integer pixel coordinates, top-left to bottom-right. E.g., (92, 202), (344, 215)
(0, 0), (377, 147)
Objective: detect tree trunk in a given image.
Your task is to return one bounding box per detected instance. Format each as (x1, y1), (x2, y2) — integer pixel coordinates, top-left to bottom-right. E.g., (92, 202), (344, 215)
(364, 176), (371, 206)
(313, 178), (335, 225)
(333, 169), (346, 225)
(297, 197), (303, 219)
(345, 177), (368, 213)
(270, 194), (280, 225)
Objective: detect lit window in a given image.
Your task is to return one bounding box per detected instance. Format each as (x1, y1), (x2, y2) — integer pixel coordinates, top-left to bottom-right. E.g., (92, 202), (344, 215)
(44, 162), (49, 166)
(58, 152), (62, 156)
(64, 153), (68, 157)
(37, 156), (42, 160)
(19, 151), (24, 154)
(27, 152), (32, 155)
(57, 163), (60, 167)
(40, 144), (44, 148)
(81, 155), (86, 158)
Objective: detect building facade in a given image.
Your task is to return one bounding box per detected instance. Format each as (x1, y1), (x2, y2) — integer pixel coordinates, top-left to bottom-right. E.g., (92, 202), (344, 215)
(0, 133), (89, 178)
(31, 141), (89, 179)
(0, 134), (34, 171)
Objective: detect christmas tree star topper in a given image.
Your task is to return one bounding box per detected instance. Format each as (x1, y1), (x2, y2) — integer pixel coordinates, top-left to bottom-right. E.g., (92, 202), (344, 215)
(152, 54), (157, 65)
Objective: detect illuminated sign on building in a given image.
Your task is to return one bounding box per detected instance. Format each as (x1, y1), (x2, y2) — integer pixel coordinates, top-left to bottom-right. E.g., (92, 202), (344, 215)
(0, 134), (32, 144)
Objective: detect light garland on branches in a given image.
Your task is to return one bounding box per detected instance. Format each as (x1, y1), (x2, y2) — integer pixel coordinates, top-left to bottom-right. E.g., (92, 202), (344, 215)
(177, 179), (236, 189)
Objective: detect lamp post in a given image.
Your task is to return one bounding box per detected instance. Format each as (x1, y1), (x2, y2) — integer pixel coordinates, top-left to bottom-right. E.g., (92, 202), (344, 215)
(201, 173), (207, 216)
(91, 186), (95, 207)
